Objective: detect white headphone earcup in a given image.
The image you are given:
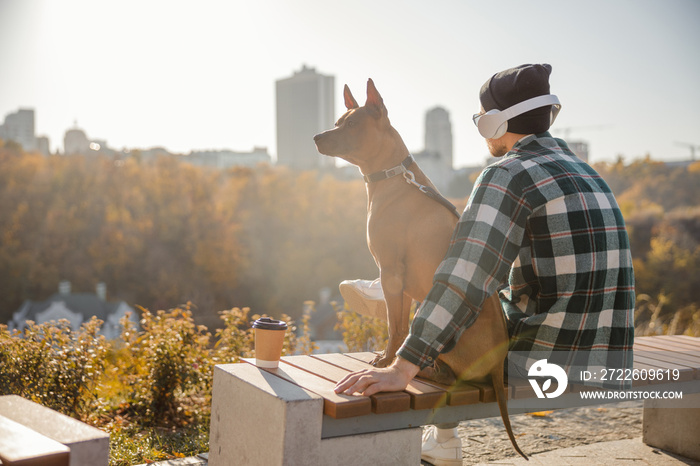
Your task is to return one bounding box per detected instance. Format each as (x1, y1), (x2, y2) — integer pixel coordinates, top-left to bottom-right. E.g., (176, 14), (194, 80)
(492, 121), (508, 139)
(476, 94), (562, 139)
(477, 109), (506, 139)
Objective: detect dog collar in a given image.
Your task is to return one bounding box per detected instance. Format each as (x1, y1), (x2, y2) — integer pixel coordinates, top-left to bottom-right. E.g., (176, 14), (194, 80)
(363, 155), (414, 183)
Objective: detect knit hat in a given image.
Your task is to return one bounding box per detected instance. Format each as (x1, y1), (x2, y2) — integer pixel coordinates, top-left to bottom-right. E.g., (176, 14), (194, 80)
(479, 64), (553, 134)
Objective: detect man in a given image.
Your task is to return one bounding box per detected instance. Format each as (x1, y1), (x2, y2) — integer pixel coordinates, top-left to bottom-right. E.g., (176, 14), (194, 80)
(335, 64), (635, 465)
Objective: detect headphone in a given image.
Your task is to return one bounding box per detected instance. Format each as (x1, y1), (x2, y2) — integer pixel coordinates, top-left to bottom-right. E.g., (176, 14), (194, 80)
(475, 94), (561, 139)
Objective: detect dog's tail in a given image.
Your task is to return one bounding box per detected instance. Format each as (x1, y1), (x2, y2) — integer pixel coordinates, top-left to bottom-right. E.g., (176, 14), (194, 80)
(492, 363), (528, 460)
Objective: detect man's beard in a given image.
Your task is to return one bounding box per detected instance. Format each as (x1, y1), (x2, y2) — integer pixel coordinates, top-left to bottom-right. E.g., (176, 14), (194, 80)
(486, 138), (509, 158)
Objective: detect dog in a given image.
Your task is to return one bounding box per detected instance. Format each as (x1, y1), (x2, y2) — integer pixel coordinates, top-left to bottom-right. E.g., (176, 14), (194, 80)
(314, 79), (526, 459)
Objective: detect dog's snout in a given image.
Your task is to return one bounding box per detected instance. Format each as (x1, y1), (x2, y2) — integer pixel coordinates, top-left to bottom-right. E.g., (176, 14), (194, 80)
(313, 133), (322, 142)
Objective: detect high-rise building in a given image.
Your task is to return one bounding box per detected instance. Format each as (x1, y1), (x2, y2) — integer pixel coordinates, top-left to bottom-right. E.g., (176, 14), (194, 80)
(276, 65), (335, 170)
(0, 108), (36, 151)
(414, 106), (454, 193)
(424, 106), (453, 169)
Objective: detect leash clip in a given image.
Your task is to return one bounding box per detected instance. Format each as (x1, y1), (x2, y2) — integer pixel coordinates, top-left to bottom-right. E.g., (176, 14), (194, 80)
(403, 169), (425, 192)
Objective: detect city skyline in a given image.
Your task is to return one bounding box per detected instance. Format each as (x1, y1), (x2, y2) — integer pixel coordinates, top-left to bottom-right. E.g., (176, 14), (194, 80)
(1, 0), (699, 167)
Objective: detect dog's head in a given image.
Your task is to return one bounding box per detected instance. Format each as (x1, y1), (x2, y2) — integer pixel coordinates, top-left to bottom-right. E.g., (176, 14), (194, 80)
(313, 78), (390, 166)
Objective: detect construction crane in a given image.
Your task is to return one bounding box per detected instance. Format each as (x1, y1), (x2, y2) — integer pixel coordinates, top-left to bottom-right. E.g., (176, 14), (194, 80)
(674, 141), (700, 161)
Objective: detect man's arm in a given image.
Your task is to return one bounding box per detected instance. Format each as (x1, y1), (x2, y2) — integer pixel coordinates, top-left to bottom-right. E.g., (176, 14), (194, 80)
(397, 165), (530, 367)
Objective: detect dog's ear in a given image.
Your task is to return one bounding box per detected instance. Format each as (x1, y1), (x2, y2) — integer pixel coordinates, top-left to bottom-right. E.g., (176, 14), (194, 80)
(344, 85), (359, 110)
(365, 78), (387, 119)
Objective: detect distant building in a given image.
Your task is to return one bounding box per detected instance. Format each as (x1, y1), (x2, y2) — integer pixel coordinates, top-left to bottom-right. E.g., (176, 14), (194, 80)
(276, 65), (335, 170)
(568, 141), (589, 162)
(0, 108), (36, 152)
(8, 281), (137, 340)
(63, 126), (90, 155)
(413, 106), (455, 193)
(183, 147), (271, 169)
(35, 135), (51, 156)
(63, 124), (115, 156)
(425, 107), (453, 168)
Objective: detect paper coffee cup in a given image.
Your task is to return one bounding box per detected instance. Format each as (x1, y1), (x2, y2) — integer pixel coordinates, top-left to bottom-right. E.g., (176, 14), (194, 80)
(253, 317), (288, 368)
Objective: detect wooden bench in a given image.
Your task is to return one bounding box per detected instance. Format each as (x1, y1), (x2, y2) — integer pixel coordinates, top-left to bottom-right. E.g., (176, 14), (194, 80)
(209, 335), (700, 465)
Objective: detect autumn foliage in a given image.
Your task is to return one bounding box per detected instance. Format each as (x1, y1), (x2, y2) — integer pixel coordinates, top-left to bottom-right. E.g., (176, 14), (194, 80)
(0, 143), (376, 328)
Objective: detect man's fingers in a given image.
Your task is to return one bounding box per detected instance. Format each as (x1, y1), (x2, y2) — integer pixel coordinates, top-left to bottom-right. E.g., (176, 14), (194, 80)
(335, 370), (381, 395)
(334, 370), (368, 394)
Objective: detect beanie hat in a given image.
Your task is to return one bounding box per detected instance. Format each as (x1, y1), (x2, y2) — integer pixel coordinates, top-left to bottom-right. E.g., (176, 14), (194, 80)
(479, 63), (553, 134)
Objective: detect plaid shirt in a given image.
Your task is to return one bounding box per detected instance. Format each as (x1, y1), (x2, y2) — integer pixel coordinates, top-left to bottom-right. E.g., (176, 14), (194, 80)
(398, 133), (635, 388)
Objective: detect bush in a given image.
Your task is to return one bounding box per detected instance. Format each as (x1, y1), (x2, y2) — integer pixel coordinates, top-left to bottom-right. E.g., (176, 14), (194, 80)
(116, 304), (213, 426)
(0, 317), (107, 419)
(336, 302), (388, 353)
(0, 303), (317, 465)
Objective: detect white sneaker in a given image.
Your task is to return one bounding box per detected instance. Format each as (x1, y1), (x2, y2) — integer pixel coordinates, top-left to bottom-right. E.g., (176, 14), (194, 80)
(421, 426), (462, 466)
(339, 278), (386, 321)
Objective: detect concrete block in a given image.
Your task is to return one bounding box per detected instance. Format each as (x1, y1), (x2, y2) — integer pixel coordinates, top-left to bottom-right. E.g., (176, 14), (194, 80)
(0, 395), (109, 466)
(643, 392), (700, 461)
(0, 414), (70, 466)
(209, 363), (324, 466)
(320, 427), (422, 466)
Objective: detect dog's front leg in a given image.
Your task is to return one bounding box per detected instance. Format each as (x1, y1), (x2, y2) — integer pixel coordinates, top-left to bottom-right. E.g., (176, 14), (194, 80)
(373, 270), (410, 368)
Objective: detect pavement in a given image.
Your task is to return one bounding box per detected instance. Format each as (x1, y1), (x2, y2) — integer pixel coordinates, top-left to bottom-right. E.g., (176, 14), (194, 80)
(142, 438), (699, 465)
(471, 438), (700, 465)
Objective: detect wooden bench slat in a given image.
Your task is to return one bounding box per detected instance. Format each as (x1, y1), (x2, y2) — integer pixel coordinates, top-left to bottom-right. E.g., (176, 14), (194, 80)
(633, 356), (695, 382)
(282, 355), (411, 415)
(342, 351), (379, 364)
(635, 338), (700, 360)
(636, 336), (696, 351)
(419, 380), (484, 406)
(634, 341), (700, 367)
(242, 359), (371, 419)
(507, 377), (538, 399)
(636, 336), (700, 353)
(283, 355), (358, 382)
(651, 335), (700, 350)
(0, 415), (70, 466)
(507, 377), (568, 399)
(661, 335), (700, 343)
(342, 352), (449, 410)
(635, 350), (700, 377)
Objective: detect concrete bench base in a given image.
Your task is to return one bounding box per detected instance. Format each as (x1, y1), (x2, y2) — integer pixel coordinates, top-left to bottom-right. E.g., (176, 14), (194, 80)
(0, 395), (109, 466)
(643, 392), (700, 461)
(208, 364), (420, 465)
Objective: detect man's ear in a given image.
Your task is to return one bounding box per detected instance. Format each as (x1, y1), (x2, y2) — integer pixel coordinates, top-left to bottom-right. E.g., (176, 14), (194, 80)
(365, 78), (387, 119)
(344, 85), (359, 110)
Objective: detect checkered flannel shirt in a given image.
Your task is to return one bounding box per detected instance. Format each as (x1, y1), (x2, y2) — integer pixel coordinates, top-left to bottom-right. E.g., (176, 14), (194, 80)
(397, 133), (635, 389)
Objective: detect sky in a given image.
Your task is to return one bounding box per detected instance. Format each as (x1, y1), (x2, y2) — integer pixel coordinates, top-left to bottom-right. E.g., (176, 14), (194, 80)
(1, 0), (699, 168)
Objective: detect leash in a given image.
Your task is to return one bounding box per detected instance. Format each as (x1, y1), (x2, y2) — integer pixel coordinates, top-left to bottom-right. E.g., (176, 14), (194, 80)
(363, 155), (461, 220)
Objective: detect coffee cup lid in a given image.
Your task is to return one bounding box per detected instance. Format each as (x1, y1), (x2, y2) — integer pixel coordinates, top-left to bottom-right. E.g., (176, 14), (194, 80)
(252, 317), (288, 330)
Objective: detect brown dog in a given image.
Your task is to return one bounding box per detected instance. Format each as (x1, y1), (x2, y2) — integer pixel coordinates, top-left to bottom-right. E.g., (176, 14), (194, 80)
(314, 79), (526, 459)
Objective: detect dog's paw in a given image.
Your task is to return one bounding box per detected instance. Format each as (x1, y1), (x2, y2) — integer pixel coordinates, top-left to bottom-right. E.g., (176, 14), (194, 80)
(418, 360), (457, 386)
(371, 353), (393, 368)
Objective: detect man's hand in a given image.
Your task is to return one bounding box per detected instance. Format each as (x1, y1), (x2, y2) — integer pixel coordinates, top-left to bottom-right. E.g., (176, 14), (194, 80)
(334, 357), (420, 396)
